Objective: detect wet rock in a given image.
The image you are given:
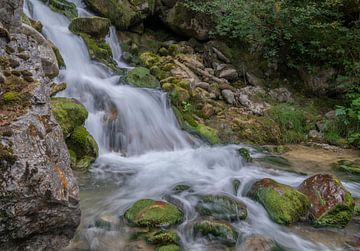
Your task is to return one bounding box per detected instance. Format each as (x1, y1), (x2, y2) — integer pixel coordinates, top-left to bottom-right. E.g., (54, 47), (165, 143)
(94, 214), (120, 230)
(238, 235), (284, 251)
(155, 244), (181, 251)
(269, 87), (294, 103)
(196, 194), (247, 222)
(145, 230), (179, 245)
(50, 82), (67, 97)
(221, 89), (235, 105)
(298, 174), (354, 228)
(193, 220), (238, 246)
(232, 179), (241, 195)
(238, 148), (252, 162)
(125, 199), (183, 227)
(172, 183), (193, 194)
(69, 16), (111, 39)
(332, 159), (360, 175)
(126, 66), (160, 89)
(248, 178), (310, 225)
(46, 0), (78, 19)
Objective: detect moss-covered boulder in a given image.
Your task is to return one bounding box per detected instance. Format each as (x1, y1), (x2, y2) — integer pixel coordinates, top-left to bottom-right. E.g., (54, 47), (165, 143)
(145, 230), (179, 245)
(299, 174), (354, 228)
(67, 126), (99, 170)
(196, 195), (247, 222)
(125, 199), (183, 227)
(69, 16), (111, 38)
(193, 220), (238, 246)
(51, 97), (88, 137)
(83, 0), (142, 30)
(126, 66), (160, 88)
(155, 244), (181, 251)
(248, 178), (310, 225)
(332, 159), (360, 175)
(46, 0), (78, 19)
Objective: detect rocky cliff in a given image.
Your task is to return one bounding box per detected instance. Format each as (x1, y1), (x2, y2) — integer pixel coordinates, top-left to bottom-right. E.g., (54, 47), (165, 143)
(0, 0), (80, 250)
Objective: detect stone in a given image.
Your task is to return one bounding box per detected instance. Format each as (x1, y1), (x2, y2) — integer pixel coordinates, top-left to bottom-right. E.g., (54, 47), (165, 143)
(145, 230), (179, 245)
(196, 194), (247, 222)
(47, 0), (78, 19)
(246, 72), (264, 86)
(308, 130), (322, 139)
(94, 214), (119, 230)
(124, 199), (183, 227)
(0, 22), (10, 42)
(235, 86), (270, 115)
(126, 66), (160, 89)
(298, 174), (354, 228)
(269, 87), (294, 103)
(238, 235), (283, 251)
(219, 68), (238, 81)
(155, 244), (180, 251)
(221, 89), (235, 105)
(232, 179), (241, 195)
(0, 0), (23, 32)
(195, 81), (211, 92)
(69, 16), (111, 38)
(248, 178), (310, 225)
(332, 159), (360, 175)
(50, 82), (67, 97)
(212, 47), (230, 64)
(325, 110), (337, 120)
(193, 220), (238, 246)
(238, 148), (252, 162)
(299, 68), (336, 96)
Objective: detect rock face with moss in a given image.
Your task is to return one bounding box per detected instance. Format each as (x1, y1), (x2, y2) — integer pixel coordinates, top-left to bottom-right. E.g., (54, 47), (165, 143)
(125, 199), (183, 227)
(0, 2), (80, 249)
(248, 178), (310, 225)
(196, 194), (247, 222)
(299, 174), (354, 228)
(69, 16), (116, 69)
(51, 97), (99, 170)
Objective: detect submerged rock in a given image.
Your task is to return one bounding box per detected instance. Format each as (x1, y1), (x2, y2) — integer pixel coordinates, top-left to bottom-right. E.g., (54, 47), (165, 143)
(94, 214), (120, 230)
(248, 178), (309, 225)
(125, 199), (183, 227)
(193, 220), (238, 246)
(196, 195), (247, 222)
(126, 66), (160, 88)
(298, 174), (354, 228)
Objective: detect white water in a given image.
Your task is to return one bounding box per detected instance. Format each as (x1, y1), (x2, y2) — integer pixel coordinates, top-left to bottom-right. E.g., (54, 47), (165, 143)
(24, 1), (359, 250)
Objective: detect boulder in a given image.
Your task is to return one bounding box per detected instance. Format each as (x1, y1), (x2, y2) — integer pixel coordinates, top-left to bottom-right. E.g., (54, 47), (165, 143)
(145, 230), (179, 245)
(238, 235), (284, 251)
(219, 68), (238, 81)
(0, 0), (23, 32)
(196, 195), (247, 222)
(248, 178), (310, 225)
(46, 0), (78, 19)
(126, 66), (160, 88)
(69, 16), (111, 38)
(221, 89), (235, 105)
(193, 220), (238, 246)
(298, 174), (354, 228)
(299, 68), (336, 96)
(125, 199), (183, 227)
(269, 87), (294, 103)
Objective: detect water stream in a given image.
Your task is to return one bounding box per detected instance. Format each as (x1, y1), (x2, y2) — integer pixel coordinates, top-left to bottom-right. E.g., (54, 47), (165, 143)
(25, 1), (359, 250)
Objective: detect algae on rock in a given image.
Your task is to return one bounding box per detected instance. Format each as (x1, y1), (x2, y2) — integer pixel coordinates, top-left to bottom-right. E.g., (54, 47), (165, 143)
(126, 66), (160, 88)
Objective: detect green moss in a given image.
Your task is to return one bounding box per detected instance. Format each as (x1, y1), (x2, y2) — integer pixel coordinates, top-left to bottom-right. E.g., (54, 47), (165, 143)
(248, 178), (310, 225)
(332, 160), (360, 175)
(51, 97), (88, 137)
(0, 144), (17, 166)
(155, 244), (180, 251)
(193, 124), (220, 145)
(172, 183), (192, 194)
(69, 16), (111, 38)
(238, 148), (252, 162)
(126, 67), (160, 88)
(196, 195), (247, 221)
(124, 199), (183, 227)
(354, 204), (360, 216)
(48, 0), (78, 19)
(3, 91), (21, 104)
(314, 204), (354, 228)
(146, 230), (179, 245)
(193, 220), (238, 246)
(52, 46), (65, 69)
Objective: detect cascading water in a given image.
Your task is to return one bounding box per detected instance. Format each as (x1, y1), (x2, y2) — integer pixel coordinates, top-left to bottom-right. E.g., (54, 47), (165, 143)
(24, 1), (359, 250)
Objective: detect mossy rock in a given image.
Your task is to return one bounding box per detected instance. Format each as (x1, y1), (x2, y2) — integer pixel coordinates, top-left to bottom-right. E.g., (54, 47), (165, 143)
(299, 174), (354, 228)
(67, 126), (99, 170)
(3, 91), (21, 104)
(52, 46), (65, 69)
(126, 67), (160, 89)
(189, 123), (220, 145)
(155, 244), (181, 251)
(238, 148), (252, 162)
(232, 179), (241, 195)
(124, 199), (183, 227)
(193, 220), (238, 246)
(332, 159), (360, 175)
(0, 144), (17, 166)
(69, 16), (111, 38)
(172, 183), (193, 194)
(51, 97), (88, 137)
(145, 230), (179, 245)
(248, 178), (310, 225)
(47, 0), (78, 19)
(196, 195), (247, 222)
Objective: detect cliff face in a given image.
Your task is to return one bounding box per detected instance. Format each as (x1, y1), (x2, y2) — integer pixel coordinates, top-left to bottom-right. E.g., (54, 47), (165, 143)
(0, 0), (81, 250)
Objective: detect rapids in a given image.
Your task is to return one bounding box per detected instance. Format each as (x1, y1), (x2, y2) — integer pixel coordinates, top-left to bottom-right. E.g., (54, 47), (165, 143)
(24, 1), (359, 250)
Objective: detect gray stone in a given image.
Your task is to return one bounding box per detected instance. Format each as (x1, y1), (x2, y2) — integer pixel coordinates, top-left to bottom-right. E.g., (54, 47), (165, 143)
(219, 68), (238, 81)
(222, 89), (235, 105)
(309, 130), (322, 139)
(195, 82), (211, 92)
(325, 110), (337, 120)
(299, 68), (336, 95)
(0, 0), (23, 32)
(212, 47), (230, 63)
(246, 72), (264, 86)
(269, 87), (294, 103)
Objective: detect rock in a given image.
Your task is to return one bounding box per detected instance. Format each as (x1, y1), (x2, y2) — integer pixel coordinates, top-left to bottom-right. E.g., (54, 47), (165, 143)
(161, 2), (213, 41)
(50, 82), (67, 97)
(238, 235), (283, 251)
(269, 87), (294, 103)
(246, 72), (264, 86)
(219, 68), (238, 81)
(332, 160), (360, 175)
(145, 230), (179, 245)
(299, 68), (336, 96)
(172, 183), (193, 194)
(308, 129), (322, 139)
(124, 199), (183, 227)
(126, 66), (160, 88)
(354, 198), (360, 217)
(0, 21), (10, 42)
(0, 0), (23, 32)
(0, 72), (5, 83)
(46, 0), (78, 19)
(195, 81), (211, 92)
(67, 126), (99, 170)
(69, 16), (111, 38)
(201, 103), (215, 118)
(325, 110), (337, 120)
(221, 90), (235, 105)
(51, 97), (88, 137)
(196, 194), (247, 222)
(298, 174), (354, 228)
(193, 220), (238, 246)
(248, 178), (310, 225)
(94, 214), (119, 230)
(83, 0), (144, 30)
(232, 179), (241, 195)
(155, 244), (181, 251)
(235, 86), (270, 115)
(238, 148), (252, 162)
(212, 47), (230, 64)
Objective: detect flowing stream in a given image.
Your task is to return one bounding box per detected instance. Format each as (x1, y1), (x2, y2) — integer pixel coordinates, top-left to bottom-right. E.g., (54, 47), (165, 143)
(25, 1), (359, 250)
